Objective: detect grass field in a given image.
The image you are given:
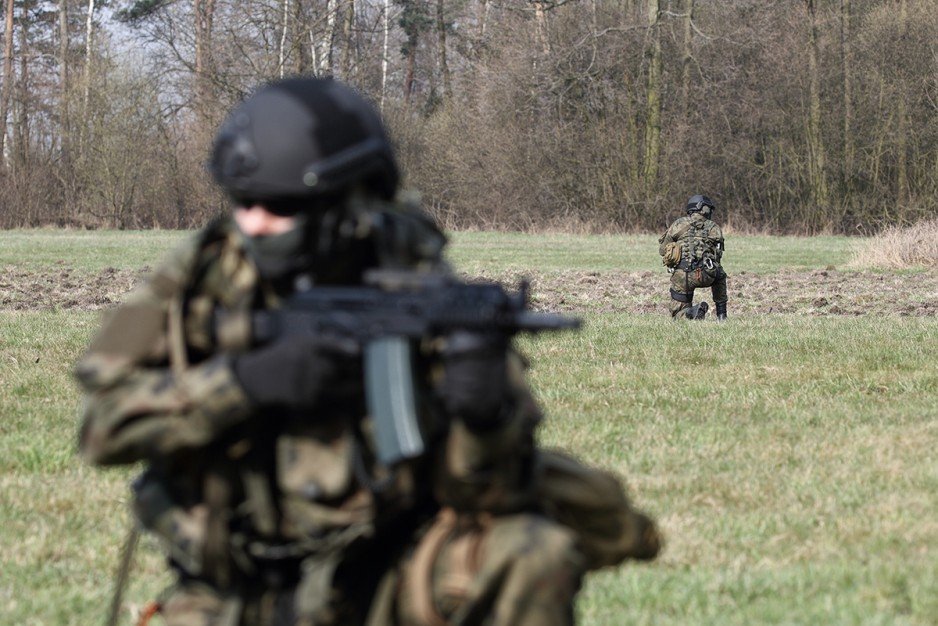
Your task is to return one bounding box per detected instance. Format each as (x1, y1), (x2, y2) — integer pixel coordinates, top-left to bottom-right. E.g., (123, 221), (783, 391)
(1, 229), (935, 625)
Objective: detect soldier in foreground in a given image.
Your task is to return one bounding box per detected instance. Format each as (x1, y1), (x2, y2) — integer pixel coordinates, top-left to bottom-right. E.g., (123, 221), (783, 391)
(658, 194), (728, 320)
(76, 77), (660, 626)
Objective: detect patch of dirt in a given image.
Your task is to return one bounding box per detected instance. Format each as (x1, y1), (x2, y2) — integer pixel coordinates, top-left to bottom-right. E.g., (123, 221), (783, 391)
(1, 266), (935, 317)
(470, 268), (938, 318)
(0, 266), (146, 311)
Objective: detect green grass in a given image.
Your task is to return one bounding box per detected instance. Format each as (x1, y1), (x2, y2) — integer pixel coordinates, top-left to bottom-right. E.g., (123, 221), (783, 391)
(1, 229), (863, 274)
(0, 229), (187, 271)
(1, 230), (935, 625)
(447, 232), (863, 274)
(0, 311), (170, 624)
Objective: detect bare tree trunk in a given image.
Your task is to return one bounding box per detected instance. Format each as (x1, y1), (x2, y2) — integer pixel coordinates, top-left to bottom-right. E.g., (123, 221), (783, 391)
(533, 1), (549, 55)
(896, 93), (909, 203)
(59, 0), (75, 223)
(292, 0), (311, 74)
(404, 43), (416, 105)
(82, 0), (94, 117)
(436, 0), (451, 101)
(279, 0), (290, 78)
(463, 0), (488, 62)
(840, 0), (853, 192)
(77, 0), (95, 157)
(805, 0), (828, 212)
(194, 0), (205, 119)
(896, 0), (908, 203)
(477, 0), (489, 41)
(59, 0), (69, 155)
(193, 0), (216, 133)
(15, 5), (28, 169)
(1, 0), (14, 168)
(381, 0), (389, 110)
(340, 0), (355, 78)
(680, 0), (694, 120)
(318, 0), (336, 76)
(623, 67), (641, 194)
(642, 0), (662, 201)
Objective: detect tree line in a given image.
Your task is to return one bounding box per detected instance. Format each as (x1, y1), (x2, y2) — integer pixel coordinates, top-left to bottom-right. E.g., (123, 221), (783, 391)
(0, 0), (936, 233)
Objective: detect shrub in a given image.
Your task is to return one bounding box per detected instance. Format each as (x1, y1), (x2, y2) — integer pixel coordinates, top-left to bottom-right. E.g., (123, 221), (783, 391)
(847, 218), (938, 269)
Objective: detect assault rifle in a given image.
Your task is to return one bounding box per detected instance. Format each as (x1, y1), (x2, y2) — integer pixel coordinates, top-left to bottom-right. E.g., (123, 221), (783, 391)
(225, 269), (581, 467)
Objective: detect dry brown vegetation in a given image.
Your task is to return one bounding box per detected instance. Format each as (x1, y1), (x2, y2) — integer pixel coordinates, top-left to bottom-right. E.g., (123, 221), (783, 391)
(4, 264), (935, 318)
(0, 2), (936, 234)
(847, 218), (938, 269)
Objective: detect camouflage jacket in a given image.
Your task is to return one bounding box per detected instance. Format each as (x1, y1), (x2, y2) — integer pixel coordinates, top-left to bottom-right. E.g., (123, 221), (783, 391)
(76, 197), (544, 585)
(658, 213), (725, 269)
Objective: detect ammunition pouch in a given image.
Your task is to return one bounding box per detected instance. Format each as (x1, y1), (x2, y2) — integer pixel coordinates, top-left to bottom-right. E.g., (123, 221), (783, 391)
(661, 242), (682, 268)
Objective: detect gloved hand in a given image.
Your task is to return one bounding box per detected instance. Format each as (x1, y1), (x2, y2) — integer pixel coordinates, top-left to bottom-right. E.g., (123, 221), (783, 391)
(438, 330), (512, 430)
(233, 334), (359, 409)
(630, 512), (663, 561)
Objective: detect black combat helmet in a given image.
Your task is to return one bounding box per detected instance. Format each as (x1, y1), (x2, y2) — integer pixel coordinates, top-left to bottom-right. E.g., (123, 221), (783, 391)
(210, 77), (399, 203)
(685, 194), (716, 216)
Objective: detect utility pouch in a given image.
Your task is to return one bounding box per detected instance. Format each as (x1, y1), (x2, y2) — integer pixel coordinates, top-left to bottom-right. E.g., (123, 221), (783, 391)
(132, 469), (209, 576)
(702, 257), (721, 278)
(661, 242), (682, 268)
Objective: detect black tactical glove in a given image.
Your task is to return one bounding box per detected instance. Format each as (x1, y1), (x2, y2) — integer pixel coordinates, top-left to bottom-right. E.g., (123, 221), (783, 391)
(233, 334), (358, 409)
(438, 330), (512, 430)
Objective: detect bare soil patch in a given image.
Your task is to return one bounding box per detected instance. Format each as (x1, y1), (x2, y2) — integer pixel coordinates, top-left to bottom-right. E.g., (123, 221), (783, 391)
(0, 266), (145, 311)
(474, 268), (938, 318)
(2, 265), (935, 317)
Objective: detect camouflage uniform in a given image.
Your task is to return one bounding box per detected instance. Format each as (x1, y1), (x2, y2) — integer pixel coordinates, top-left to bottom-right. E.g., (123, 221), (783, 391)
(78, 196), (659, 626)
(658, 212), (728, 319)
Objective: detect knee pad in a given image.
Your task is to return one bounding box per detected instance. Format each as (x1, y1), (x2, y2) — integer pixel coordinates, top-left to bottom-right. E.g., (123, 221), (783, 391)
(491, 515), (583, 577)
(670, 288), (692, 303)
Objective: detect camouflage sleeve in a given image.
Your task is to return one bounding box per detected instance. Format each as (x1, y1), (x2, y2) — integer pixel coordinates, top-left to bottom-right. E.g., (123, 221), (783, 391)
(709, 223), (725, 262)
(76, 239), (252, 466)
(658, 220), (679, 256)
(435, 351), (542, 513)
(535, 450), (661, 569)
(434, 353), (663, 570)
(368, 193), (449, 271)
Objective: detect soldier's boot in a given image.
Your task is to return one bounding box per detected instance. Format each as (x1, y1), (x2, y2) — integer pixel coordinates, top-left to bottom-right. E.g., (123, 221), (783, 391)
(684, 302), (708, 320)
(715, 301), (727, 320)
(670, 301), (691, 319)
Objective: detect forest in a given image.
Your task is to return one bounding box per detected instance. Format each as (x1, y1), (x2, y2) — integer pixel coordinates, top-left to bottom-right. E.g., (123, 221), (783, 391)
(0, 0), (936, 233)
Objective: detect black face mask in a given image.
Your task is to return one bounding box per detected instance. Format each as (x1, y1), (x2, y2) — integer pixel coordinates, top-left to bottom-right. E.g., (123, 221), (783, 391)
(240, 213), (313, 282)
(239, 206), (376, 289)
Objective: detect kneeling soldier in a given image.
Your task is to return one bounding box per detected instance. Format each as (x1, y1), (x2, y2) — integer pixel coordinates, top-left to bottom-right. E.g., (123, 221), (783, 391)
(78, 77), (661, 626)
(659, 194), (729, 320)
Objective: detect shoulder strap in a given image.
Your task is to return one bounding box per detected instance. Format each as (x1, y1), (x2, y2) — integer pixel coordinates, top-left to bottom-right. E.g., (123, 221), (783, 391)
(352, 194), (449, 271)
(673, 219), (695, 242)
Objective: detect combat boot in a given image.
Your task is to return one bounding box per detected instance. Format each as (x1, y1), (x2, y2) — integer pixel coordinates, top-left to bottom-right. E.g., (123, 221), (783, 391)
(716, 301), (727, 320)
(683, 302), (708, 320)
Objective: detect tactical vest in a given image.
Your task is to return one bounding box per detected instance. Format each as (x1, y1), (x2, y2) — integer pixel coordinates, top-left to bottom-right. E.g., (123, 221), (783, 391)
(676, 216), (721, 270)
(133, 197), (451, 590)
